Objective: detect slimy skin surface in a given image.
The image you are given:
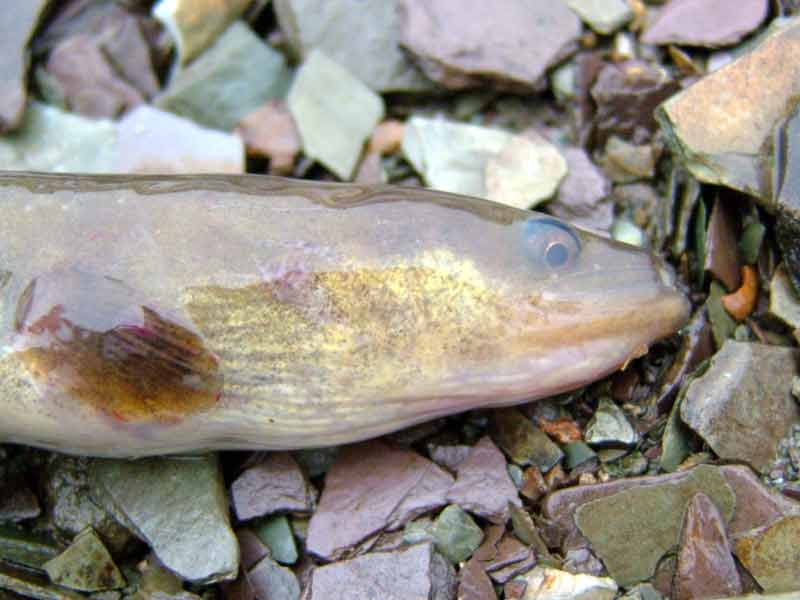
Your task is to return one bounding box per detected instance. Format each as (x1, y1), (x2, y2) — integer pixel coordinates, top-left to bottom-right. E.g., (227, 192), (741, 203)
(0, 172), (690, 456)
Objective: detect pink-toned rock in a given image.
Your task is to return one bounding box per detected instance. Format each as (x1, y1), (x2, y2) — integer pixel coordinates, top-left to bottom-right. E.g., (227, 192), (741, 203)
(46, 34), (144, 118)
(235, 99), (301, 175)
(398, 0), (580, 91)
(549, 147), (612, 232)
(673, 493), (742, 600)
(306, 543), (456, 600)
(642, 0), (768, 48)
(446, 436), (521, 524)
(231, 452), (315, 521)
(458, 557), (498, 600)
(306, 441), (454, 560)
(474, 525), (535, 583)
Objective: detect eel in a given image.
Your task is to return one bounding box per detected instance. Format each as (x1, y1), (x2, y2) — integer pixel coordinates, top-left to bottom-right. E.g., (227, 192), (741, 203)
(0, 172), (690, 457)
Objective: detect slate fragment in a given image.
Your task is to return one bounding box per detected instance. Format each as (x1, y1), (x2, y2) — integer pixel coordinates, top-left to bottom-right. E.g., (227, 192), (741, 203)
(398, 0), (581, 91)
(474, 527), (536, 584)
(306, 441), (453, 561)
(601, 137), (657, 183)
(564, 0), (632, 35)
(0, 526), (59, 571)
(253, 515), (298, 565)
(584, 398), (638, 448)
(288, 49), (385, 180)
(491, 408), (564, 472)
(458, 557), (497, 600)
(246, 554), (300, 600)
(0, 562), (83, 600)
(680, 340), (800, 472)
(573, 465), (736, 586)
(0, 102), (117, 173)
(591, 61), (678, 146)
(446, 436), (522, 524)
(46, 34), (144, 119)
(156, 21), (291, 132)
(153, 0), (251, 66)
(43, 527), (124, 592)
(673, 493), (742, 600)
(734, 515), (800, 593)
(549, 147), (613, 232)
(773, 102), (800, 292)
(431, 505), (484, 564)
(235, 100), (301, 175)
(0, 0), (50, 132)
(0, 477), (39, 523)
(770, 265), (800, 329)
(657, 19), (800, 199)
(704, 195), (742, 292)
(305, 543), (457, 600)
(642, 0), (768, 48)
(116, 106), (244, 174)
(403, 117), (566, 208)
(274, 0), (432, 93)
(89, 455), (239, 583)
(231, 452), (314, 521)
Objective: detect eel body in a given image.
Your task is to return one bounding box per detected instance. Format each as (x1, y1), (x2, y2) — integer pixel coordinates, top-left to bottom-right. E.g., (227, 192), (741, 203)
(0, 172), (690, 456)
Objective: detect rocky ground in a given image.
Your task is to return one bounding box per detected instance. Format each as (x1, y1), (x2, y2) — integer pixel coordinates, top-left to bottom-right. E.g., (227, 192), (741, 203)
(1, 0), (800, 599)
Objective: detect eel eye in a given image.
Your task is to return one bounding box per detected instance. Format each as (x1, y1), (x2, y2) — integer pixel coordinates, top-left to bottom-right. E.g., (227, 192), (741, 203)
(523, 217), (582, 271)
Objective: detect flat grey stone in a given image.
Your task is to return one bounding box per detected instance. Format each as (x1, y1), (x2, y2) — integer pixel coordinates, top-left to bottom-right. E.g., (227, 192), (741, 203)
(273, 0), (433, 92)
(247, 554), (300, 600)
(288, 49), (385, 180)
(585, 398), (638, 447)
(156, 21), (291, 132)
(89, 454), (238, 583)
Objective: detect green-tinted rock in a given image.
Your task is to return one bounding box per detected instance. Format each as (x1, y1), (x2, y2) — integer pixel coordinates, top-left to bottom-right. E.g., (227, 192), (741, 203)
(575, 464), (735, 587)
(431, 505), (484, 564)
(563, 442), (596, 470)
(44, 455), (133, 556)
(611, 218), (646, 247)
(739, 222), (766, 265)
(585, 398), (638, 447)
(273, 0), (432, 92)
(403, 517), (435, 546)
(706, 281), (736, 348)
(680, 340), (800, 473)
(491, 408), (564, 471)
(734, 516), (800, 593)
(656, 18), (800, 200)
(156, 21), (290, 132)
(0, 562), (83, 600)
(254, 516), (297, 565)
(43, 528), (124, 592)
(403, 116), (567, 208)
(770, 265), (800, 329)
(0, 526), (59, 570)
(0, 102), (117, 172)
(288, 49), (384, 180)
(660, 388), (692, 472)
(89, 455), (238, 583)
(564, 0), (632, 34)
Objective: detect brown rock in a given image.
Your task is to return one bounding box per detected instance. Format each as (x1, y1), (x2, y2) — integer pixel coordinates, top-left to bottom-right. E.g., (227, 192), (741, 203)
(704, 195), (742, 292)
(235, 529), (271, 570)
(446, 436), (521, 524)
(369, 120), (405, 155)
(538, 418), (582, 444)
(474, 527), (536, 584)
(398, 0), (580, 91)
(0, 0), (50, 132)
(306, 542), (457, 600)
(306, 441), (453, 560)
(591, 60), (678, 146)
(520, 466), (548, 503)
(657, 19), (800, 199)
(673, 493), (742, 600)
(734, 515), (800, 593)
(46, 34), (144, 118)
(458, 557), (498, 600)
(354, 152), (384, 185)
(235, 99), (301, 175)
(231, 452), (315, 521)
(642, 0), (768, 48)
